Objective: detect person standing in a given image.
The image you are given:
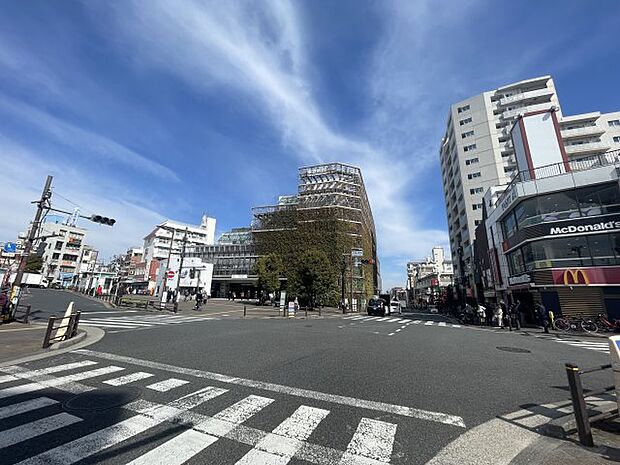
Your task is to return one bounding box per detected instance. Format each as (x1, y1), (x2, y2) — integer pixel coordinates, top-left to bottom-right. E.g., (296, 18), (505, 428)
(536, 302), (549, 333)
(509, 300), (521, 331)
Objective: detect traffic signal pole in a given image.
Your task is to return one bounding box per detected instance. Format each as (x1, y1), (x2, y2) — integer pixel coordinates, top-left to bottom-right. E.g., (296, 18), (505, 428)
(10, 175), (53, 315)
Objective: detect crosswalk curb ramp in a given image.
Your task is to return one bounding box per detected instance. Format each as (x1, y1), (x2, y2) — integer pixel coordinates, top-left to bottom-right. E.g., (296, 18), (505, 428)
(0, 350), (466, 464)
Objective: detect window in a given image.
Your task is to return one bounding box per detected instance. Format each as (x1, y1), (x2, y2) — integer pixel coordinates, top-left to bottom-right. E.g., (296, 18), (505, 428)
(463, 144), (477, 152)
(467, 172), (481, 180)
(461, 130), (474, 139)
(465, 157), (479, 165)
(472, 203), (483, 211)
(475, 220), (481, 226)
(508, 249), (525, 275)
(52, 253), (60, 259)
(588, 234), (615, 266)
(457, 104), (470, 113)
(459, 117), (472, 126)
(522, 236), (592, 270)
(608, 120), (620, 127)
(576, 184), (620, 216)
(502, 211), (518, 238)
(613, 136), (620, 143)
(537, 190), (579, 221)
(55, 241), (63, 250)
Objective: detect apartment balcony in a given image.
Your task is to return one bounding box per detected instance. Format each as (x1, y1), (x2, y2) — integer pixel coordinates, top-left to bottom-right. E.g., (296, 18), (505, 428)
(498, 88), (554, 107)
(560, 126), (605, 140)
(61, 261), (76, 267)
(565, 141), (611, 155)
(501, 103), (554, 120)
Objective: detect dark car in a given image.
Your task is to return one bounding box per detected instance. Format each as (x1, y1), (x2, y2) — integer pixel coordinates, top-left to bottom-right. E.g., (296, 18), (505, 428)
(367, 298), (387, 316)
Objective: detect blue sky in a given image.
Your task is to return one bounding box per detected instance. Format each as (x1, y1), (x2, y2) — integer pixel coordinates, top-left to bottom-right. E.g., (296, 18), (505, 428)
(1, 1), (619, 289)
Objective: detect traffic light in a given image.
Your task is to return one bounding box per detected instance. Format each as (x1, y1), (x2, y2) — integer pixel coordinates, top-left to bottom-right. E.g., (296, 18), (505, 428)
(189, 268), (195, 279)
(361, 258), (375, 265)
(90, 214), (116, 226)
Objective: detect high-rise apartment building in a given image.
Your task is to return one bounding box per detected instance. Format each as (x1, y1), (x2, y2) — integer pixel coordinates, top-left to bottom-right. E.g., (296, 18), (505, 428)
(440, 75), (620, 287)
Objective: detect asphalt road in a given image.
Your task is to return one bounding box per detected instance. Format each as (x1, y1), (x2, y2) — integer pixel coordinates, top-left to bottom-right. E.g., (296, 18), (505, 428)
(2, 290), (615, 464)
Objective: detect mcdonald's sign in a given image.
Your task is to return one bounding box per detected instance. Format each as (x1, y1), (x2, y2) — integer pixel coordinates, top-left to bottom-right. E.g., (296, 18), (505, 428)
(561, 269), (590, 286)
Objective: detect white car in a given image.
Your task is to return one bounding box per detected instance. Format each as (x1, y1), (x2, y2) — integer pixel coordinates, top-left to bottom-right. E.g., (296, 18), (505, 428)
(390, 300), (402, 314)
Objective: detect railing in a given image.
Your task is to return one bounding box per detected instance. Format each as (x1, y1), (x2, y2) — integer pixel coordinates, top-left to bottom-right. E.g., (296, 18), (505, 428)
(565, 362), (617, 446)
(496, 149), (620, 210)
(42, 311), (81, 348)
(12, 304), (32, 324)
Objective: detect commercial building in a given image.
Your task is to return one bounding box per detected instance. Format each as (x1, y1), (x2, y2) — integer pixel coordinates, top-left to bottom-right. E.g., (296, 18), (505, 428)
(440, 75), (620, 294)
(142, 215), (216, 292)
(478, 105), (620, 321)
(406, 246), (453, 304)
(39, 221), (86, 285)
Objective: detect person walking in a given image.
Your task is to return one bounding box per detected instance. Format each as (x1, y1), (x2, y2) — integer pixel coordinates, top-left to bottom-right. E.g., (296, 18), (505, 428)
(536, 302), (549, 333)
(509, 300), (521, 331)
(493, 302), (504, 328)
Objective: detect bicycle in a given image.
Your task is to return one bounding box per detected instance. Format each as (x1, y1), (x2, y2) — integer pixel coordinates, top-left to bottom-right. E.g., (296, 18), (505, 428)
(553, 315), (598, 333)
(596, 313), (620, 332)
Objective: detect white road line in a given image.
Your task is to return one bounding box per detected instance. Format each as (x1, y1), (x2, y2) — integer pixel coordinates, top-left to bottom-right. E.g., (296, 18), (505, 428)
(0, 412), (82, 447)
(103, 372), (154, 386)
(452, 324), (461, 328)
(82, 310), (139, 314)
(395, 329), (402, 333)
(377, 317), (389, 322)
(236, 405), (330, 464)
(438, 322), (447, 327)
(79, 319), (154, 327)
(339, 417), (397, 464)
(0, 374), (19, 384)
(30, 360), (99, 376)
(127, 395), (274, 465)
(0, 397), (58, 420)
(77, 349), (466, 427)
(388, 333), (395, 336)
(412, 320), (422, 324)
(80, 323), (146, 329)
(146, 378), (190, 392)
(387, 318), (401, 323)
(396, 319), (408, 323)
(0, 366), (125, 400)
(16, 388), (223, 465)
(424, 321), (434, 326)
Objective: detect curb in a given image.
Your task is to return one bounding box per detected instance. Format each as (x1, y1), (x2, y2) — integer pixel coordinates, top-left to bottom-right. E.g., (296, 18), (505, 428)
(48, 330), (87, 351)
(0, 325), (106, 367)
(66, 290), (115, 309)
(540, 400), (617, 439)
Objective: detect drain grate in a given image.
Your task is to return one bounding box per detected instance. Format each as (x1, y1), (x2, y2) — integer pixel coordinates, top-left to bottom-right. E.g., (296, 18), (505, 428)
(496, 346), (531, 354)
(63, 387), (142, 412)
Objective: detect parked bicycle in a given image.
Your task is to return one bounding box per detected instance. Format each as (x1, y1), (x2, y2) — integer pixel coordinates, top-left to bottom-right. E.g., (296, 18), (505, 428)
(596, 313), (620, 333)
(553, 315), (598, 333)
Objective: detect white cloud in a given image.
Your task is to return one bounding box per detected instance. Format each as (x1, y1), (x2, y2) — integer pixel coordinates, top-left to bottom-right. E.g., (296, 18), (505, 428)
(0, 136), (165, 260)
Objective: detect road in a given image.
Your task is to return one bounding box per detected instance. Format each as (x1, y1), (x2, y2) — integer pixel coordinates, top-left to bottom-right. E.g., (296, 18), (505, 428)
(1, 289), (614, 464)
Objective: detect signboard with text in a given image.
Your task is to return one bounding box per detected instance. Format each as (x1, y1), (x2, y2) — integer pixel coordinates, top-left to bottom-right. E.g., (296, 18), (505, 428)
(551, 266), (620, 286)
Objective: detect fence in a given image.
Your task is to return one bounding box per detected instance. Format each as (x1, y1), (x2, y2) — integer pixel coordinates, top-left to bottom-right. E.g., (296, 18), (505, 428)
(11, 304), (32, 324)
(42, 311), (81, 349)
(565, 362), (617, 446)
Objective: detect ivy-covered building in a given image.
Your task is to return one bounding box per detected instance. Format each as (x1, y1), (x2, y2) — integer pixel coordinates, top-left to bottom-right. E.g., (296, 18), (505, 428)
(252, 163), (380, 306)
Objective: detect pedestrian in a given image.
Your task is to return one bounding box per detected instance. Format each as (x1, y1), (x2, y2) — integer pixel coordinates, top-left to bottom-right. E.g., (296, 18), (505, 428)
(0, 289), (8, 319)
(476, 303), (486, 325)
(536, 302), (549, 333)
(511, 300), (521, 330)
(195, 291), (203, 310)
(493, 302), (504, 328)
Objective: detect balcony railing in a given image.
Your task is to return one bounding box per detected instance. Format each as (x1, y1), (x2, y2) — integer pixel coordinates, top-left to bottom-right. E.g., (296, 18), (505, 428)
(564, 141), (611, 154)
(501, 103), (554, 120)
(561, 126), (605, 139)
(496, 149), (620, 210)
(499, 88), (554, 106)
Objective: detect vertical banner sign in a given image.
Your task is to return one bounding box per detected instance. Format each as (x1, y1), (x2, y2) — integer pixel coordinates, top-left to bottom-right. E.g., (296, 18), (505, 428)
(288, 301), (296, 317)
(279, 291), (287, 313)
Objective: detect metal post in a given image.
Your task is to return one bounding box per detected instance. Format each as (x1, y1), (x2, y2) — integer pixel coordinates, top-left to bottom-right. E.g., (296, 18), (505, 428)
(23, 305), (31, 324)
(244, 305), (246, 317)
(72, 311), (81, 337)
(42, 316), (56, 348)
(341, 257), (346, 314)
(319, 306), (322, 317)
(565, 363), (594, 447)
(305, 307), (308, 318)
(12, 175), (53, 316)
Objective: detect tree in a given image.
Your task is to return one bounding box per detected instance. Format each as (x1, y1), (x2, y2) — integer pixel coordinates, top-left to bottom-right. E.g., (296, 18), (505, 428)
(288, 249), (335, 308)
(25, 255), (43, 273)
(254, 254), (283, 298)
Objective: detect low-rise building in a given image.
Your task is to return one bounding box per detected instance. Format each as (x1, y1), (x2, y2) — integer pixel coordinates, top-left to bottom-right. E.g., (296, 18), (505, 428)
(39, 221), (86, 286)
(407, 247), (453, 304)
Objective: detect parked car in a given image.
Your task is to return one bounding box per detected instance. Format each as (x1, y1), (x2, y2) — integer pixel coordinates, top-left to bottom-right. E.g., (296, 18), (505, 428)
(367, 298), (387, 316)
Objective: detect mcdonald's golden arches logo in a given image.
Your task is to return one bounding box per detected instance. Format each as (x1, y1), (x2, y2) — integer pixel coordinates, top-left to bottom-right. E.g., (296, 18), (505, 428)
(562, 268), (590, 285)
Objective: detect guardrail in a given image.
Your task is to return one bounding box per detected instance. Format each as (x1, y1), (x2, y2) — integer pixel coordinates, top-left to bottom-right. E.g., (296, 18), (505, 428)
(42, 311), (81, 349)
(565, 362), (617, 446)
(12, 304), (32, 324)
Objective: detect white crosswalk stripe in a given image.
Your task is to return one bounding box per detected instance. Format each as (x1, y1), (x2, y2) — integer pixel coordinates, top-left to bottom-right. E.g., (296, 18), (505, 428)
(103, 372), (154, 386)
(0, 397), (57, 420)
(1, 412), (82, 448)
(546, 338), (610, 353)
(235, 405), (330, 464)
(78, 314), (214, 331)
(340, 417), (397, 464)
(146, 378), (190, 392)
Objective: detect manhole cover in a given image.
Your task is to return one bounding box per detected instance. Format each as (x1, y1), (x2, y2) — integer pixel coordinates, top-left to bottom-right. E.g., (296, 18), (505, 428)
(63, 387), (142, 412)
(496, 346), (531, 354)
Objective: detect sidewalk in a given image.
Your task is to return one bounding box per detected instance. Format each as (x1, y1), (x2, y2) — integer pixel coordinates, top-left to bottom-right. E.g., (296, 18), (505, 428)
(0, 322), (49, 363)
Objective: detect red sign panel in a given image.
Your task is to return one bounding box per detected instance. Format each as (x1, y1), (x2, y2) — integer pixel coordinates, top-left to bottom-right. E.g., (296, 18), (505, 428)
(166, 270), (175, 279)
(551, 266), (620, 286)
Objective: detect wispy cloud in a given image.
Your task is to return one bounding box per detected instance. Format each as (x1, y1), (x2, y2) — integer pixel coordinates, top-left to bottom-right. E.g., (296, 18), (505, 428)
(0, 95), (179, 181)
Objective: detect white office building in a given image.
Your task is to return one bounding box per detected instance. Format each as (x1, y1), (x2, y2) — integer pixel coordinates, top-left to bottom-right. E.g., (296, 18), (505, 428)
(143, 215), (216, 291)
(406, 246), (453, 304)
(440, 75), (620, 288)
(39, 221), (86, 285)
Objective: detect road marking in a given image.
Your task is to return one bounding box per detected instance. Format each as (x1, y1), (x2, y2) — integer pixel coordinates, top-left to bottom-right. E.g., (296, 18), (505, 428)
(452, 324), (461, 328)
(80, 323), (145, 329)
(0, 374), (19, 384)
(388, 333), (395, 336)
(236, 405), (330, 464)
(0, 412), (82, 447)
(77, 349), (466, 427)
(376, 317), (389, 321)
(424, 321), (434, 326)
(438, 322), (447, 327)
(30, 360), (99, 376)
(396, 319), (409, 323)
(79, 319), (154, 327)
(387, 318), (401, 323)
(412, 320), (422, 324)
(81, 310), (139, 314)
(0, 396), (58, 420)
(103, 372), (154, 386)
(395, 329), (402, 333)
(339, 417), (397, 464)
(127, 395), (275, 465)
(146, 378), (190, 392)
(16, 388), (223, 465)
(0, 366), (125, 400)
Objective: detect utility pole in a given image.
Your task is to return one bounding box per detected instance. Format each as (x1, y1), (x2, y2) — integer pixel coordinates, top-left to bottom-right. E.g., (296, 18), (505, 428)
(173, 228), (188, 312)
(350, 252), (354, 313)
(340, 256), (346, 313)
(10, 175), (53, 314)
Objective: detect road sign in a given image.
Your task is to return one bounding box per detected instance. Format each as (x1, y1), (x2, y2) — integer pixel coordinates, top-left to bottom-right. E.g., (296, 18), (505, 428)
(166, 270), (175, 279)
(288, 301), (296, 317)
(351, 249), (363, 257)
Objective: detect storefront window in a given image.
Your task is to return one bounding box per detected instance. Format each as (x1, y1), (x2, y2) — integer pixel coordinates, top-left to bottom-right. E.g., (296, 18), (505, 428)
(588, 234), (616, 266)
(537, 190), (579, 222)
(514, 198), (538, 229)
(522, 236), (592, 269)
(508, 249), (525, 275)
(502, 211), (518, 238)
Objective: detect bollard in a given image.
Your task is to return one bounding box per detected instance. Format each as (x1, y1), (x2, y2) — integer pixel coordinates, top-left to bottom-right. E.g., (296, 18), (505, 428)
(71, 311), (81, 338)
(244, 305), (247, 317)
(319, 306), (322, 317)
(565, 363), (594, 447)
(305, 308), (308, 318)
(42, 316), (56, 348)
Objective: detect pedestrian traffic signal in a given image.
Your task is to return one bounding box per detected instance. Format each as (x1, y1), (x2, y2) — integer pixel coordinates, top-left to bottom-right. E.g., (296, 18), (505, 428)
(89, 214), (116, 226)
(361, 258), (375, 265)
(189, 268), (195, 279)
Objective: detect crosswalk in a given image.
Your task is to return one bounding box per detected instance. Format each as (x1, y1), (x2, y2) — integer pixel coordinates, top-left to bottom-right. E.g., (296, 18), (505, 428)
(534, 335), (611, 354)
(342, 314), (461, 330)
(0, 353), (464, 464)
(79, 313), (217, 331)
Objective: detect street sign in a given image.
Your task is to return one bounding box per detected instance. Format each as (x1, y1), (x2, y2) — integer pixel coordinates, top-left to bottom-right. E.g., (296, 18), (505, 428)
(166, 270), (175, 279)
(288, 301), (295, 317)
(351, 249), (363, 257)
